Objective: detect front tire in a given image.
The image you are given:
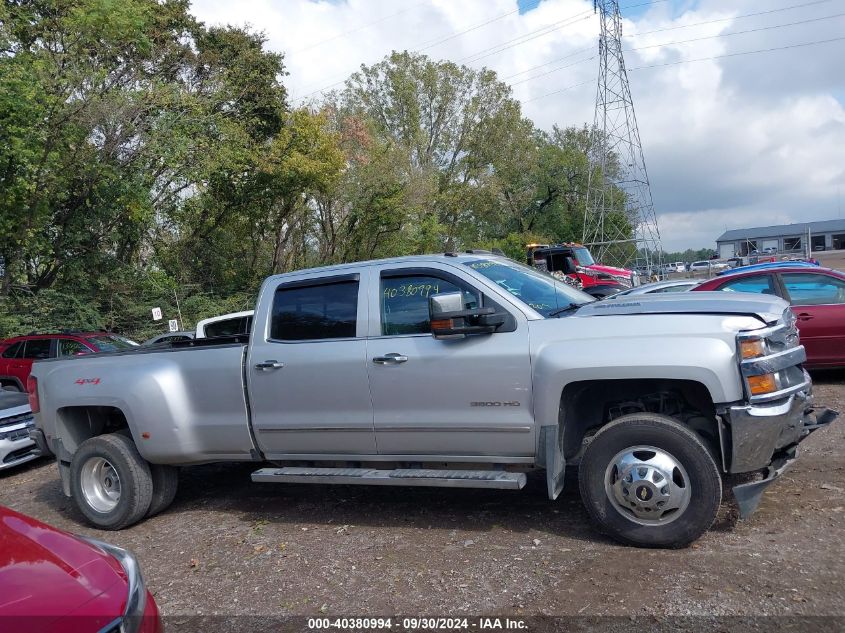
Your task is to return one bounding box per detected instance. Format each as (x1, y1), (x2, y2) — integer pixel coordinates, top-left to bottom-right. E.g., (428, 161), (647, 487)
(579, 413), (721, 548)
(70, 433), (153, 530)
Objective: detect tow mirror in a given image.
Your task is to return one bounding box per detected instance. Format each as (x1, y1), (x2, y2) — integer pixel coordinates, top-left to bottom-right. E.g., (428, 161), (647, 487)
(429, 292), (507, 339)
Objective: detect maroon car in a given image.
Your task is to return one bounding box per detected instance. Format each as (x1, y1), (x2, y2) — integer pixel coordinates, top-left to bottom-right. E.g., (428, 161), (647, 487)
(694, 266), (845, 368)
(0, 332), (136, 392)
(0, 505), (161, 633)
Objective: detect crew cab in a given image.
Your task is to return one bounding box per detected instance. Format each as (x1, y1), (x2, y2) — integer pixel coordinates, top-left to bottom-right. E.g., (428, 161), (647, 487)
(28, 254), (836, 548)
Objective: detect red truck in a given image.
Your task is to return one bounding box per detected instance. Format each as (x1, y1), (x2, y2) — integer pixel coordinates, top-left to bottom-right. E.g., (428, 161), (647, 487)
(526, 243), (638, 298)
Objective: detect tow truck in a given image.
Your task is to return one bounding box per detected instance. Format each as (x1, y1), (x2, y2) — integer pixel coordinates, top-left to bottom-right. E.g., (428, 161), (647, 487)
(526, 243), (638, 298)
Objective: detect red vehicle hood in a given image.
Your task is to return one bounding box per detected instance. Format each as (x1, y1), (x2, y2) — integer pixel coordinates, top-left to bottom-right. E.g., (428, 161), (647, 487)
(586, 263), (631, 277)
(0, 506), (128, 632)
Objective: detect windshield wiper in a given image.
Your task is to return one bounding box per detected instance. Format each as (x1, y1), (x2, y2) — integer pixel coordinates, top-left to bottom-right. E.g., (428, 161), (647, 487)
(548, 302), (584, 317)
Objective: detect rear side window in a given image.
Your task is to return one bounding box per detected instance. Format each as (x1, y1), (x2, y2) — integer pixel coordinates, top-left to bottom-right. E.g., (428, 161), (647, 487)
(781, 273), (845, 305)
(204, 316), (252, 338)
(717, 274), (777, 296)
(60, 339), (92, 356)
(22, 339), (52, 359)
(271, 281), (358, 341)
(1, 342), (23, 359)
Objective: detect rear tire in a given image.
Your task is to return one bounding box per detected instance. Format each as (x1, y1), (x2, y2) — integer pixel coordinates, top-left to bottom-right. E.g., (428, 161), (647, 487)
(70, 433), (153, 530)
(147, 464), (179, 517)
(578, 412), (721, 548)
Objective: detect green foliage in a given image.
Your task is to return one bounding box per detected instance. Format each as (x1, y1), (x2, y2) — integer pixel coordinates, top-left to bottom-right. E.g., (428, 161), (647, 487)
(0, 7), (632, 339)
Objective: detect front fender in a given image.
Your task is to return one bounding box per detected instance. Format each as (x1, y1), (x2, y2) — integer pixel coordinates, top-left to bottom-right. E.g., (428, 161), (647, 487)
(530, 325), (743, 433)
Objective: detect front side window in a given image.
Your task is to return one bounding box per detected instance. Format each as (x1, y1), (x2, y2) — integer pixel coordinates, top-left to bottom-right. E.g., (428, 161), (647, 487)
(60, 339), (92, 356)
(571, 247), (595, 266)
(717, 274), (777, 295)
(381, 274), (478, 336)
(271, 280), (358, 341)
(1, 342), (23, 359)
(781, 273), (845, 305)
(22, 338), (52, 359)
(464, 258), (594, 317)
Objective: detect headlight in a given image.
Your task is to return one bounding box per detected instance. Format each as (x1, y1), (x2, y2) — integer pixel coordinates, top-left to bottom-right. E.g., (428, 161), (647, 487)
(747, 373), (778, 396)
(77, 535), (146, 633)
(739, 337), (767, 359)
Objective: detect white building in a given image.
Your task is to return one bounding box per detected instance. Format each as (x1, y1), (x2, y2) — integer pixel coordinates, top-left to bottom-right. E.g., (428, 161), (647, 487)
(715, 219), (845, 259)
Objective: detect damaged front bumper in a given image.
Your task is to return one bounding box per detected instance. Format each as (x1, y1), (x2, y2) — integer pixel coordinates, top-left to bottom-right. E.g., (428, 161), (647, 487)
(720, 390), (838, 518)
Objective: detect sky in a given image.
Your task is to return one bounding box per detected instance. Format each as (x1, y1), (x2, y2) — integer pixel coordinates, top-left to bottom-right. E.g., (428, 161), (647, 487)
(189, 0), (845, 252)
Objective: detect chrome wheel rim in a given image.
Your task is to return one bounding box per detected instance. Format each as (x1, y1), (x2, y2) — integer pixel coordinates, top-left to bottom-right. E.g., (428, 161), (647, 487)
(603, 445), (691, 526)
(80, 456), (122, 513)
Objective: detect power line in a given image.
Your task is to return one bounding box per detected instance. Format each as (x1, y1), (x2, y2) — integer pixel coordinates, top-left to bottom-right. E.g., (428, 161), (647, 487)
(510, 53), (597, 86)
(628, 35), (845, 70)
(292, 2), (429, 54)
(458, 11), (595, 64)
(627, 11), (845, 52)
(507, 10), (844, 91)
(295, 0), (542, 101)
(296, 0), (669, 103)
(523, 79), (594, 103)
(626, 0), (834, 38)
(416, 0), (543, 53)
(459, 0), (672, 65)
(523, 34), (845, 102)
(503, 45), (595, 80)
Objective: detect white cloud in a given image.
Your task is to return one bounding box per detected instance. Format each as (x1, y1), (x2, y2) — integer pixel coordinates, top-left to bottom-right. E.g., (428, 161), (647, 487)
(190, 0), (845, 252)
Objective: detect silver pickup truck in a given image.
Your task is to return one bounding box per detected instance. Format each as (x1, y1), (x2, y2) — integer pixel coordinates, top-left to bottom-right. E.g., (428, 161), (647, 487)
(29, 253), (837, 547)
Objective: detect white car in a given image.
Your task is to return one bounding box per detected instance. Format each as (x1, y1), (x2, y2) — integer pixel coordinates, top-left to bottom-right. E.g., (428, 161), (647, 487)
(612, 279), (700, 297)
(690, 260), (711, 271)
(0, 390), (39, 470)
(195, 310), (254, 338)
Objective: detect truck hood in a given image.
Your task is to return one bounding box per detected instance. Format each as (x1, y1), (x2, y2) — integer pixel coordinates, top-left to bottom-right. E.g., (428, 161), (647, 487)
(576, 291), (788, 324)
(587, 263), (631, 277)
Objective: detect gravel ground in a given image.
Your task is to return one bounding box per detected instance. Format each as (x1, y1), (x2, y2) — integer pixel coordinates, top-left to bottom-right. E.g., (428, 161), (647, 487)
(2, 373), (844, 625)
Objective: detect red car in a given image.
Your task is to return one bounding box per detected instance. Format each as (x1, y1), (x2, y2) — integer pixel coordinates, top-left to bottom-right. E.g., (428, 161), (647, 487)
(0, 332), (136, 392)
(694, 266), (845, 368)
(0, 505), (161, 633)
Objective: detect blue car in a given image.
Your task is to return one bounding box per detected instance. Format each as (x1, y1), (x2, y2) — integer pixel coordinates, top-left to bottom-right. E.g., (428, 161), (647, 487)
(716, 260), (819, 277)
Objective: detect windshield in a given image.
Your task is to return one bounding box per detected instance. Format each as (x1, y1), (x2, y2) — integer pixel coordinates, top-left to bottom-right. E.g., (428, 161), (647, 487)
(572, 247), (595, 266)
(464, 258), (594, 317)
(86, 335), (136, 352)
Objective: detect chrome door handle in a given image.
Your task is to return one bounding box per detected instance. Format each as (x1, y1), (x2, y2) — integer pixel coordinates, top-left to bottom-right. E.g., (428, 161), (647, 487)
(255, 360), (284, 370)
(796, 313), (814, 321)
(372, 353), (408, 365)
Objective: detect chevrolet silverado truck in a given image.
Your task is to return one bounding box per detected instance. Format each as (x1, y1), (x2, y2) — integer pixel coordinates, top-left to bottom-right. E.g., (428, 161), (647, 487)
(28, 253), (837, 548)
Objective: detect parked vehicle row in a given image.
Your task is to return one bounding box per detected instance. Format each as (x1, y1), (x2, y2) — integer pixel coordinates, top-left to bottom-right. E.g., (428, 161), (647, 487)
(0, 332), (137, 392)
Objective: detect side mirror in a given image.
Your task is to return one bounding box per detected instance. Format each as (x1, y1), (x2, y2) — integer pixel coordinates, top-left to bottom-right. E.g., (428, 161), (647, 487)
(429, 292), (506, 339)
(561, 256), (578, 275)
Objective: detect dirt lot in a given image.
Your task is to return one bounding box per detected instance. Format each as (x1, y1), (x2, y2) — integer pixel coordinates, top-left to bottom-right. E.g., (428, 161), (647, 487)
(2, 374), (844, 626)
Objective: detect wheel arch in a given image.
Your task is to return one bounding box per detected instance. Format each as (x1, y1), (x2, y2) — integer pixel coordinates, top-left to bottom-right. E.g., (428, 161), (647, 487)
(557, 378), (721, 466)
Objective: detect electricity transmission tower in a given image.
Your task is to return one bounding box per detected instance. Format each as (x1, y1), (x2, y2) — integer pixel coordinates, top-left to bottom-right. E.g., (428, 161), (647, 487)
(582, 0), (662, 272)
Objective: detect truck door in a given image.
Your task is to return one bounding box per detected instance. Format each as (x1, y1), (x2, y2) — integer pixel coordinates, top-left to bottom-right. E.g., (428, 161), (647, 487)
(365, 265), (534, 458)
(246, 270), (376, 457)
